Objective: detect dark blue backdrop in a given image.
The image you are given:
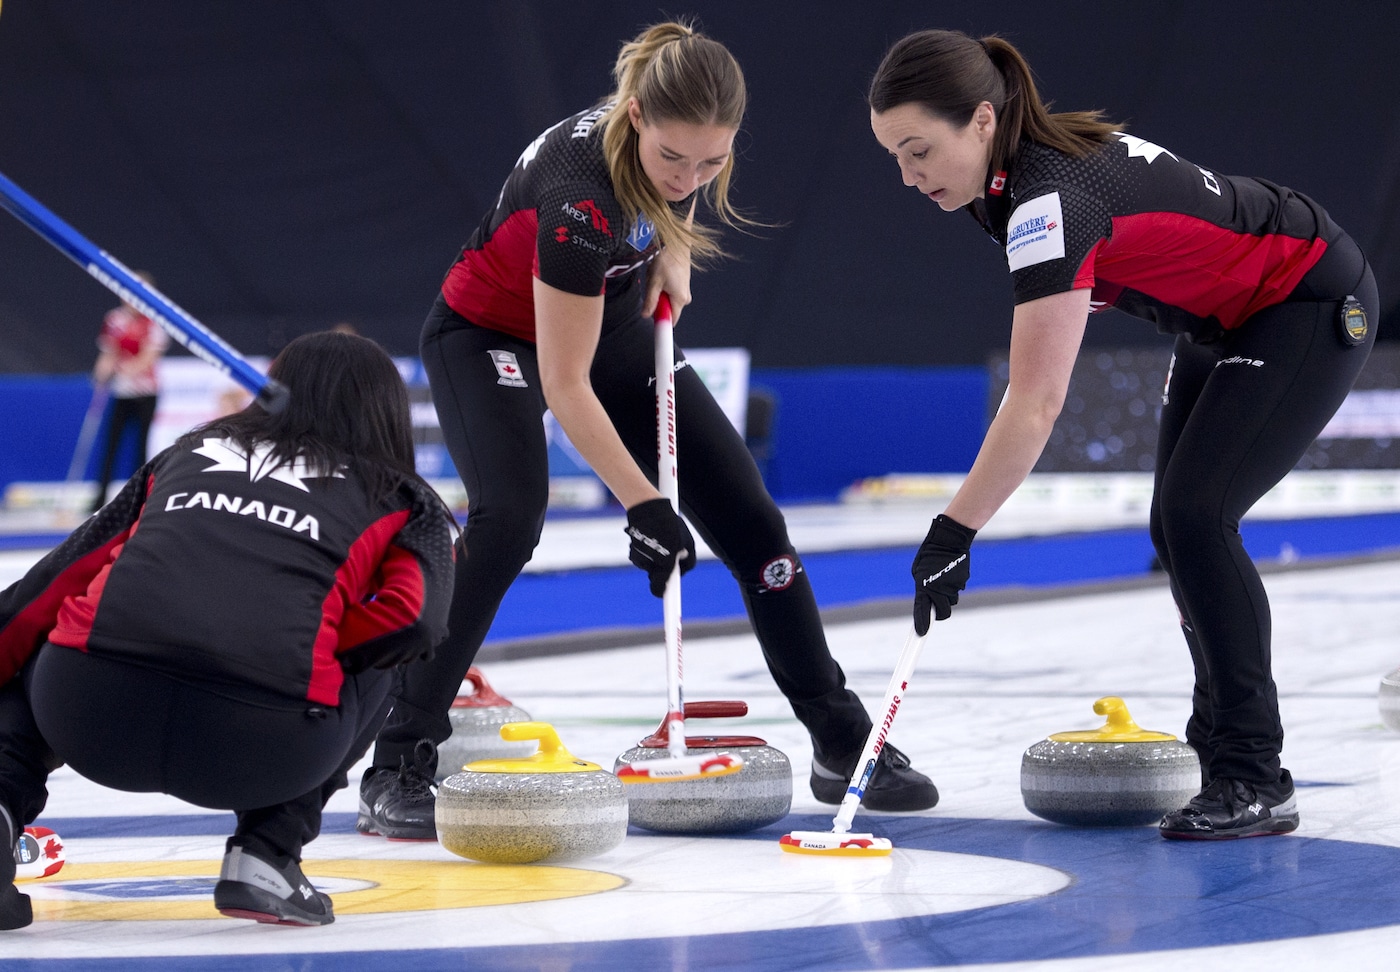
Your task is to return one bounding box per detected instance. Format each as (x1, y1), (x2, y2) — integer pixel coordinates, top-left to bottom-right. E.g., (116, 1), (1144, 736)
(0, 1), (1395, 373)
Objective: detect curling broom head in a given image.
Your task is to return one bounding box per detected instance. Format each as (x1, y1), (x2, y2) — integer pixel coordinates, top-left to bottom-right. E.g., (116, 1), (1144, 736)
(617, 750), (744, 783)
(778, 831), (893, 856)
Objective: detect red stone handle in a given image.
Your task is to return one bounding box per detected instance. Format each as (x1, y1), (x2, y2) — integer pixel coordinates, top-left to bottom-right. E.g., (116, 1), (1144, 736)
(449, 666), (514, 709)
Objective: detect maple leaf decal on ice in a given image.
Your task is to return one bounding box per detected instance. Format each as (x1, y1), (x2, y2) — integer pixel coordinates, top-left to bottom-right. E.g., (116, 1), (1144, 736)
(192, 438), (344, 493)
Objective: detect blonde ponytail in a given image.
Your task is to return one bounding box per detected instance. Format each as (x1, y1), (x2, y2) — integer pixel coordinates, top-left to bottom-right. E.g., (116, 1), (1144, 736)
(597, 21), (753, 263)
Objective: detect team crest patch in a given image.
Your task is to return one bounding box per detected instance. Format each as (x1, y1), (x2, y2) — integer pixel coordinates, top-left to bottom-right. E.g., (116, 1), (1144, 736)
(1005, 192), (1065, 272)
(760, 555), (798, 591)
(489, 350), (528, 388)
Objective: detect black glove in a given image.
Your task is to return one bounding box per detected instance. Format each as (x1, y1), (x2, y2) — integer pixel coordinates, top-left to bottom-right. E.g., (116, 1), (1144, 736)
(625, 498), (697, 597)
(911, 514), (977, 635)
(338, 630), (435, 674)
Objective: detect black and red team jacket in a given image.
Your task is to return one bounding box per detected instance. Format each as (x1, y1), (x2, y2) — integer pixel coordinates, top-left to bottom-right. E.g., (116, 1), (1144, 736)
(975, 133), (1344, 340)
(0, 438), (456, 707)
(440, 102), (673, 342)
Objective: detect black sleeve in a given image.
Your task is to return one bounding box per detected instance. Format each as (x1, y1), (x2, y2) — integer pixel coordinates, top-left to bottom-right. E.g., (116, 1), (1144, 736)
(1006, 181), (1112, 305)
(335, 480), (457, 673)
(533, 180), (627, 297)
(0, 459), (155, 684)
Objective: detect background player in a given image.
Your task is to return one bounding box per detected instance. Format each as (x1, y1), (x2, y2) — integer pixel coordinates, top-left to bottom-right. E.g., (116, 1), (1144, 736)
(87, 271), (168, 512)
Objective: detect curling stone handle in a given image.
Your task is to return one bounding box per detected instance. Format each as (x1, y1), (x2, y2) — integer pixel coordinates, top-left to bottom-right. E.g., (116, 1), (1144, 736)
(1093, 696), (1143, 734)
(683, 700), (748, 719)
(637, 700), (751, 747)
(455, 666), (513, 708)
(499, 721), (562, 753)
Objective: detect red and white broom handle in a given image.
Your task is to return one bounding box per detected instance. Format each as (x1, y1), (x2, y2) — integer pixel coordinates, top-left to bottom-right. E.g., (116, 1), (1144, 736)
(831, 626), (928, 835)
(654, 293), (686, 761)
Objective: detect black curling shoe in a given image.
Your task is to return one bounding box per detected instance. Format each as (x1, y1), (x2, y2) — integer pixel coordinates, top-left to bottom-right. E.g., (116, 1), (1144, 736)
(1, 805), (33, 931)
(1159, 771), (1299, 840)
(213, 845), (333, 926)
(811, 743), (939, 812)
(356, 739), (439, 840)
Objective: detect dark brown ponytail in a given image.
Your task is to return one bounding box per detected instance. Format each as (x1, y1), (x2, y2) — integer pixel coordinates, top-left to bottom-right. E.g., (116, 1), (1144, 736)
(870, 30), (1121, 177)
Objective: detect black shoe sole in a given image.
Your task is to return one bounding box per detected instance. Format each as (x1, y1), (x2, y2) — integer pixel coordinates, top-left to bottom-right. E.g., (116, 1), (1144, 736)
(355, 813), (437, 842)
(862, 784), (939, 813)
(1160, 815), (1299, 841)
(214, 880), (334, 926)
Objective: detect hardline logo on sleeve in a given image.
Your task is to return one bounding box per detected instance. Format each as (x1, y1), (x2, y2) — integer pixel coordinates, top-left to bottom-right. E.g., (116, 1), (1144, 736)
(1005, 193), (1065, 272)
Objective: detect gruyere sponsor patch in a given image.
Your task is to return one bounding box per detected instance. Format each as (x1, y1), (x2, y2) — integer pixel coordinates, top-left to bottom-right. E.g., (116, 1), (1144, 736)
(1005, 192), (1065, 271)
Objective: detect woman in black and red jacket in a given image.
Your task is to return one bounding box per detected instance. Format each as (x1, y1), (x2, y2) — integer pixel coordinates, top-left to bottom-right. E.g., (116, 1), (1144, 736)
(868, 29), (1377, 842)
(0, 330), (456, 929)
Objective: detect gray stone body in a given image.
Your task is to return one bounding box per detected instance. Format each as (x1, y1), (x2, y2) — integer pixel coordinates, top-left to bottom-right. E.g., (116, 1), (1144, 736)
(1021, 738), (1201, 826)
(614, 744), (792, 834)
(435, 704), (535, 782)
(436, 768), (628, 864)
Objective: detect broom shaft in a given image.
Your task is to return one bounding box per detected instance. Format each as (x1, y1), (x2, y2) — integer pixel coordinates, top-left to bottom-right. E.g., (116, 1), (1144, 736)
(832, 626), (927, 834)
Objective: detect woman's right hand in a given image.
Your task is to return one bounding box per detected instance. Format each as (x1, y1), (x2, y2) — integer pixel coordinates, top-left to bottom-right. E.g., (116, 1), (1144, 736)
(624, 498), (697, 596)
(911, 514), (977, 634)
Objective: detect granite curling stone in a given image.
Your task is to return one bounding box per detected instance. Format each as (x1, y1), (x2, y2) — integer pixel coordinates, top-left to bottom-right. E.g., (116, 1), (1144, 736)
(436, 666), (535, 781)
(437, 722), (628, 864)
(615, 700), (792, 835)
(1021, 696), (1201, 827)
(1380, 667), (1400, 732)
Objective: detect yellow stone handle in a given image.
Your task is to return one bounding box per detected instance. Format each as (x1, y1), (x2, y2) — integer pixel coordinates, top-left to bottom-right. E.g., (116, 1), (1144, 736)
(1048, 696), (1178, 743)
(462, 722), (604, 774)
(1095, 697), (1140, 732)
(499, 721), (562, 750)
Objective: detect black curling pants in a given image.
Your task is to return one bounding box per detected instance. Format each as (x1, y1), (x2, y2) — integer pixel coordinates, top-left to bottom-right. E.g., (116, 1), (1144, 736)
(0, 644), (393, 862)
(1149, 234), (1377, 787)
(373, 297), (872, 772)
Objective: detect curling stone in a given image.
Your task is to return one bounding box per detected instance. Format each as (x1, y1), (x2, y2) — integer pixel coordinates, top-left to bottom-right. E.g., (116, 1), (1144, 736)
(435, 667), (535, 781)
(1379, 667), (1400, 732)
(615, 700), (792, 834)
(1021, 696), (1201, 827)
(436, 722), (627, 865)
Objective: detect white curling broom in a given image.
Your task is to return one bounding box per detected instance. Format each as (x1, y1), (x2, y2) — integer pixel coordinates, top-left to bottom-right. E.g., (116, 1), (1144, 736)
(66, 382), (109, 484)
(779, 625), (928, 856)
(616, 293), (743, 785)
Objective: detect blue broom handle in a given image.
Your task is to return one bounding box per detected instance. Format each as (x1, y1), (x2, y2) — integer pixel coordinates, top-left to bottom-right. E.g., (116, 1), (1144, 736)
(0, 169), (288, 413)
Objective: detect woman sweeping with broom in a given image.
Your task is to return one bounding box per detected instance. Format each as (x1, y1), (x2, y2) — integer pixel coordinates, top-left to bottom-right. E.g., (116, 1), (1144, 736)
(357, 19), (939, 840)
